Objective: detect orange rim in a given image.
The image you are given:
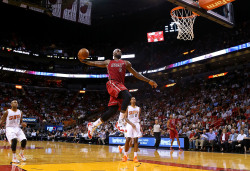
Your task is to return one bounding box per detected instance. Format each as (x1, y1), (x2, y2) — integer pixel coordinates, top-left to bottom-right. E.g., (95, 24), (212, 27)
(170, 6), (199, 19)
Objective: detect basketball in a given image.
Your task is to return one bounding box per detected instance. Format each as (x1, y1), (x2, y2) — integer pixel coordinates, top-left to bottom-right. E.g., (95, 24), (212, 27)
(78, 48), (89, 61)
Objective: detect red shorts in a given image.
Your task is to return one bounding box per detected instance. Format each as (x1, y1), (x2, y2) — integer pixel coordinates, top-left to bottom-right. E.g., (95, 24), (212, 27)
(170, 129), (178, 139)
(106, 80), (127, 110)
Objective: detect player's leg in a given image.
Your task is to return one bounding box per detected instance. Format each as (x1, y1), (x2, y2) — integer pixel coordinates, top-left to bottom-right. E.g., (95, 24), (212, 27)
(11, 138), (19, 163)
(116, 90), (132, 130)
(122, 123), (133, 162)
(133, 123), (141, 162)
(170, 138), (175, 150)
(133, 138), (139, 162)
(176, 137), (183, 151)
(170, 130), (174, 150)
(6, 128), (19, 163)
(17, 129), (27, 161)
(88, 105), (118, 139)
(122, 137), (131, 162)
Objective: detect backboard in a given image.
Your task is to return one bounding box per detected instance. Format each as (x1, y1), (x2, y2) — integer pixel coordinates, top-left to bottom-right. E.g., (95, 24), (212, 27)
(167, 0), (234, 28)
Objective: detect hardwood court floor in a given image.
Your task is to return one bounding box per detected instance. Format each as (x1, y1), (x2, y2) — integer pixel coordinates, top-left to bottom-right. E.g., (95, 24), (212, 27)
(0, 141), (250, 171)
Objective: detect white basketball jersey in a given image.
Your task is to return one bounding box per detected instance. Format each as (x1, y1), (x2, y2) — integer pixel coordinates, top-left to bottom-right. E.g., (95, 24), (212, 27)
(127, 106), (140, 123)
(6, 109), (22, 127)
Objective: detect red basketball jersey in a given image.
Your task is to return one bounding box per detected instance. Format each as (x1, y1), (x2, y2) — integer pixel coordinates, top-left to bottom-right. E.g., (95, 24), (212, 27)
(107, 60), (126, 84)
(169, 119), (177, 129)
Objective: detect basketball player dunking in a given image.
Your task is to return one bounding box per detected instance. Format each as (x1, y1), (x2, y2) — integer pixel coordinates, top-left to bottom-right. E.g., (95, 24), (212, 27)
(79, 49), (157, 139)
(167, 114), (182, 151)
(0, 100), (27, 163)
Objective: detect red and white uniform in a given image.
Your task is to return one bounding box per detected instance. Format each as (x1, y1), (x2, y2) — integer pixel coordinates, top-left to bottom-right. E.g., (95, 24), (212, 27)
(169, 119), (178, 139)
(106, 60), (128, 110)
(126, 106), (142, 138)
(5, 109), (26, 144)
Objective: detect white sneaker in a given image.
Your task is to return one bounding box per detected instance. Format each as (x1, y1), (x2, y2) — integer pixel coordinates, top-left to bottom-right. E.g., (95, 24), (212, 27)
(12, 157), (20, 163)
(115, 120), (126, 132)
(19, 153), (26, 161)
(87, 122), (97, 139)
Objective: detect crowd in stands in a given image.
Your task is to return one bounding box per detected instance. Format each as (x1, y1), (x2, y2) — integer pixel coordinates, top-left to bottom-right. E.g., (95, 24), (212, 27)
(0, 64), (249, 153)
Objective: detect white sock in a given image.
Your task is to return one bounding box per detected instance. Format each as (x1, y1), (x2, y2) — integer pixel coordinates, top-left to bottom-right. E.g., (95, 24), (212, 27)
(134, 152), (137, 157)
(13, 153), (16, 159)
(20, 150), (24, 155)
(93, 118), (102, 127)
(119, 112), (125, 120)
(179, 146), (181, 149)
(124, 152), (128, 157)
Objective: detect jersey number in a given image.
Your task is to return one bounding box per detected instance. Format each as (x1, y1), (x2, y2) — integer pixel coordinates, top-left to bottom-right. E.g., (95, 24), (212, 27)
(9, 115), (20, 120)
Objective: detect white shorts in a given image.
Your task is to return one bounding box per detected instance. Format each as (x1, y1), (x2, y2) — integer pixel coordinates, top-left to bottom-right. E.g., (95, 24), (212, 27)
(6, 127), (27, 144)
(126, 123), (142, 138)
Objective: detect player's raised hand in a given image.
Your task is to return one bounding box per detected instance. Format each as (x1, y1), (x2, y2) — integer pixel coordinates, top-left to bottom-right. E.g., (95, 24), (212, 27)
(149, 80), (158, 88)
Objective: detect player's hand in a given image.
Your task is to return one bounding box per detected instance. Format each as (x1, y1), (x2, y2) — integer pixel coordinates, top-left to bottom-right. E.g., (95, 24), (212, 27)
(149, 80), (158, 88)
(170, 128), (174, 131)
(131, 124), (136, 129)
(21, 122), (27, 128)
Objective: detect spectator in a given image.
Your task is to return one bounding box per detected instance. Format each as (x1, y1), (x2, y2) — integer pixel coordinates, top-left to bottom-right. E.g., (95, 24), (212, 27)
(196, 129), (208, 151)
(207, 129), (216, 151)
(228, 129), (238, 152)
(31, 130), (37, 141)
(188, 130), (196, 151)
(194, 129), (201, 150)
(235, 129), (246, 151)
(242, 129), (250, 153)
(219, 129), (229, 152)
(98, 129), (106, 145)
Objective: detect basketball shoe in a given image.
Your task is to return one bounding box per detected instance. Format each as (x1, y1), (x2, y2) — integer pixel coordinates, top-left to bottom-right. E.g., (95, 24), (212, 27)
(19, 153), (26, 161)
(87, 122), (97, 139)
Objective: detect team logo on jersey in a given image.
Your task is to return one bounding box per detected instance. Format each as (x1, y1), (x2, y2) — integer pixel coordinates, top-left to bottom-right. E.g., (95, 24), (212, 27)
(129, 111), (138, 115)
(9, 115), (20, 120)
(111, 63), (124, 67)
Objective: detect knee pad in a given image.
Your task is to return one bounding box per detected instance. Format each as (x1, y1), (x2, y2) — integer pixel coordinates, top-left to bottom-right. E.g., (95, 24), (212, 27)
(101, 106), (119, 122)
(11, 138), (18, 152)
(21, 139), (27, 148)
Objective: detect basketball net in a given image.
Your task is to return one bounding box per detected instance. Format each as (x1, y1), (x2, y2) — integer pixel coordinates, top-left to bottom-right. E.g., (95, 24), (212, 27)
(171, 7), (198, 41)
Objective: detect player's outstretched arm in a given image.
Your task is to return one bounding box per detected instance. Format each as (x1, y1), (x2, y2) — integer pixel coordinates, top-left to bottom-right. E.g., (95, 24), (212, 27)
(126, 61), (158, 88)
(0, 111), (8, 127)
(79, 58), (110, 68)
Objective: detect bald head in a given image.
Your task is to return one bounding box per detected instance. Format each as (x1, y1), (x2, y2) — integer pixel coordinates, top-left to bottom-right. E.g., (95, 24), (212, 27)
(113, 49), (122, 59)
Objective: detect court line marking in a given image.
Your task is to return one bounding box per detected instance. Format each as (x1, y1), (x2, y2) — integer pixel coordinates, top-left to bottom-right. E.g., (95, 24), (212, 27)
(140, 160), (250, 171)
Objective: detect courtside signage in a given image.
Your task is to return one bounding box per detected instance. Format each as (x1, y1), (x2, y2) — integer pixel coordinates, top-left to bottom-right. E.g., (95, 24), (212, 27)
(109, 137), (185, 148)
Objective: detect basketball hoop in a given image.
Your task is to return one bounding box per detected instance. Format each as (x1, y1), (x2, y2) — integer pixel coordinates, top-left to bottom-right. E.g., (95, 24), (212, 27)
(171, 6), (199, 41)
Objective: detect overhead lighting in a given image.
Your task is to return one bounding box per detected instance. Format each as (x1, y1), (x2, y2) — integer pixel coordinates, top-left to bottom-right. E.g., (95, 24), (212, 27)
(129, 89), (138, 92)
(165, 83), (176, 87)
(183, 52), (188, 55)
(121, 54), (135, 59)
(208, 72), (228, 79)
(98, 57), (105, 61)
(79, 90), (86, 93)
(15, 85), (22, 89)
